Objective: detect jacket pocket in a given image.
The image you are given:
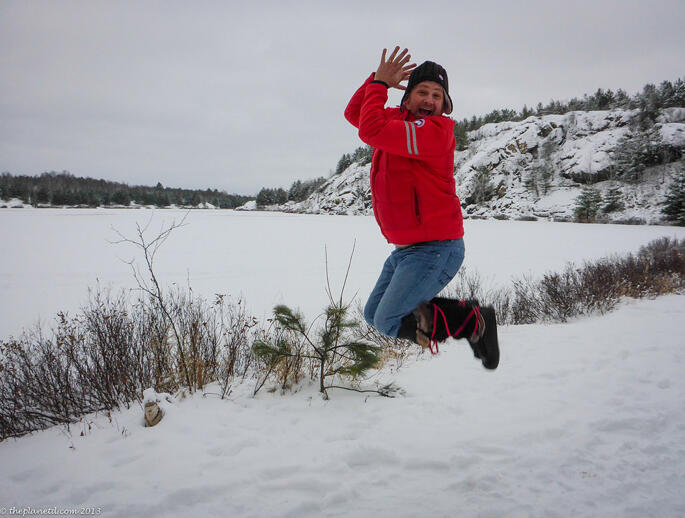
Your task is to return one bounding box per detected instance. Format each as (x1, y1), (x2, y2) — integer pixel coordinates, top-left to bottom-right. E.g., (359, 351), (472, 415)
(413, 188), (422, 224)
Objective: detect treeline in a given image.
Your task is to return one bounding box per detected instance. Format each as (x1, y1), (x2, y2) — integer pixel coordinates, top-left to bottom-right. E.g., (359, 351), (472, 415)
(256, 176), (326, 206)
(254, 145), (372, 208)
(0, 171), (252, 208)
(335, 145), (373, 175)
(454, 78), (685, 149)
(574, 173), (685, 226)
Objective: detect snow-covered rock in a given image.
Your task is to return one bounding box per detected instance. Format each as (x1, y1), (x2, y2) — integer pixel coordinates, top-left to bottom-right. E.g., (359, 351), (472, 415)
(277, 108), (684, 224)
(0, 197), (30, 208)
(284, 163), (371, 215)
(235, 200), (258, 211)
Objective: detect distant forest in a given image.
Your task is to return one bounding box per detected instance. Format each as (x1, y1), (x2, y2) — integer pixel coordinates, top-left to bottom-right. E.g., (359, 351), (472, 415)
(0, 171), (253, 208)
(453, 77), (685, 149)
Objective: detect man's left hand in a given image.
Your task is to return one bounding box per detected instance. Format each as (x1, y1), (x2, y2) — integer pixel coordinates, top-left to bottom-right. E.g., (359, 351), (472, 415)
(374, 46), (416, 90)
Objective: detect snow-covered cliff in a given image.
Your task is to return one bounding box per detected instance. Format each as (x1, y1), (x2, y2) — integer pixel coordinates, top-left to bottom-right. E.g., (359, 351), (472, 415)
(270, 108), (685, 223)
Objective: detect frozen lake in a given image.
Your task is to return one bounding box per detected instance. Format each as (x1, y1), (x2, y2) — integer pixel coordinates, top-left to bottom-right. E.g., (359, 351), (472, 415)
(2, 208), (684, 338)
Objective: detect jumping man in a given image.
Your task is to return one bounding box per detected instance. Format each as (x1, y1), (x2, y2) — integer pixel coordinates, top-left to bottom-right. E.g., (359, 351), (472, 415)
(344, 46), (499, 369)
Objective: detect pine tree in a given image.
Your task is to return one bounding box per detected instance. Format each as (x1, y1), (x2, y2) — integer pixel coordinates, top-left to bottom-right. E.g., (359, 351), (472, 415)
(614, 126), (668, 183)
(614, 89), (630, 109)
(525, 140), (556, 197)
(288, 180), (304, 202)
(253, 303), (380, 398)
(662, 174), (685, 226)
(574, 186), (603, 222)
(351, 145), (373, 166)
(637, 83), (660, 129)
(602, 187), (625, 213)
(454, 123), (468, 151)
(469, 166), (496, 205)
(335, 153), (354, 175)
(614, 131), (647, 184)
(256, 188), (275, 206)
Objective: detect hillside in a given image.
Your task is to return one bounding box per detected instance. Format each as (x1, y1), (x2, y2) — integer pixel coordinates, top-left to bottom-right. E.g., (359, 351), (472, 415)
(258, 107), (685, 224)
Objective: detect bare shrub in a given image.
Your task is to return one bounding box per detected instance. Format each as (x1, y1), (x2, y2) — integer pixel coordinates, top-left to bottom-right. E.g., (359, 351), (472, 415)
(443, 267), (513, 324)
(0, 290), (150, 439)
(509, 237), (684, 323)
(0, 285), (262, 439)
(351, 303), (417, 371)
(437, 237), (684, 325)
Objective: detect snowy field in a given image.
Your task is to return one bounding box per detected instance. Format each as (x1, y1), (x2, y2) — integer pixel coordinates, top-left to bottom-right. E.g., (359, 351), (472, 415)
(1, 209), (685, 517)
(1, 208), (684, 338)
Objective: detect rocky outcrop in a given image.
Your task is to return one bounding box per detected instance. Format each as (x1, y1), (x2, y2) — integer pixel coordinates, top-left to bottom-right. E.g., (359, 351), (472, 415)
(272, 108), (685, 224)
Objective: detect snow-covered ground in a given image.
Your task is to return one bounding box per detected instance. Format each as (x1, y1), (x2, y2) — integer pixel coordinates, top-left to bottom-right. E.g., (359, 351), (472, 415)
(1, 210), (685, 516)
(1, 209), (684, 339)
(1, 293), (683, 517)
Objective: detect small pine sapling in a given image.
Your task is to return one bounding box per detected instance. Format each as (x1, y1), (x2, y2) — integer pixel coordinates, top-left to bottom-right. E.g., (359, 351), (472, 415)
(253, 242), (382, 399)
(253, 302), (381, 399)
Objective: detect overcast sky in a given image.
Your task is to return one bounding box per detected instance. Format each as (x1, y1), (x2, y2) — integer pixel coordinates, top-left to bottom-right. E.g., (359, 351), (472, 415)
(1, 0), (684, 195)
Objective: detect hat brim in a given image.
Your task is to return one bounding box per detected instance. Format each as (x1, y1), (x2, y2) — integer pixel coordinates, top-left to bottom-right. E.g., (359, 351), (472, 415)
(443, 89), (453, 115)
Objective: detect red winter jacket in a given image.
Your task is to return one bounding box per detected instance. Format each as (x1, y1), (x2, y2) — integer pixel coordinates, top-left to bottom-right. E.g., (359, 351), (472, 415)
(345, 74), (463, 245)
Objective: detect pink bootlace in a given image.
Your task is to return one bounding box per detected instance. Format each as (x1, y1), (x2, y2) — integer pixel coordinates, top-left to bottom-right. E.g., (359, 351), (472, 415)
(428, 301), (481, 355)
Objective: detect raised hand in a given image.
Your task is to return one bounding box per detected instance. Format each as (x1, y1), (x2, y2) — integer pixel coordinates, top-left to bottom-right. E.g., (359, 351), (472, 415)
(374, 46), (416, 90)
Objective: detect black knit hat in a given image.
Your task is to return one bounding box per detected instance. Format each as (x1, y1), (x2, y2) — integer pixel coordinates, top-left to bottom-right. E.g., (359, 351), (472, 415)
(401, 61), (453, 115)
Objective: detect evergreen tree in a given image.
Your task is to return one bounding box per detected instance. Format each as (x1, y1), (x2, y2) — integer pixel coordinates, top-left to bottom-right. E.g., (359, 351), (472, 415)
(662, 174), (685, 225)
(288, 177), (325, 202)
(35, 186), (51, 205)
(614, 127), (668, 183)
(614, 89), (630, 108)
(468, 167), (496, 205)
(288, 180), (304, 201)
(256, 188), (275, 206)
(335, 153), (354, 175)
(602, 187), (625, 213)
(351, 145), (373, 166)
(574, 186), (603, 222)
(520, 105), (533, 119)
(525, 140), (556, 197)
(672, 78), (685, 107)
(614, 131), (648, 183)
(637, 83), (660, 129)
(253, 303), (380, 398)
(52, 189), (76, 206)
(659, 80), (676, 107)
(274, 188), (288, 204)
(454, 122), (468, 151)
(112, 190), (131, 206)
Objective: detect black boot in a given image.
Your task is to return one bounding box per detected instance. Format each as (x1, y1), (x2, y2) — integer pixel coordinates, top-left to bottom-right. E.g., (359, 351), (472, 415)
(414, 297), (499, 369)
(467, 306), (499, 370)
(397, 313), (418, 342)
(397, 313), (429, 347)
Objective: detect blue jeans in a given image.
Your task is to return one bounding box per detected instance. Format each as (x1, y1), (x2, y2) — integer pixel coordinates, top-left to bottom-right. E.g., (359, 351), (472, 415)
(364, 239), (465, 337)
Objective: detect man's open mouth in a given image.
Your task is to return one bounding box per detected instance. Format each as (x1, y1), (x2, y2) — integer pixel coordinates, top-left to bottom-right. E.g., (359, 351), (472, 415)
(418, 108), (432, 116)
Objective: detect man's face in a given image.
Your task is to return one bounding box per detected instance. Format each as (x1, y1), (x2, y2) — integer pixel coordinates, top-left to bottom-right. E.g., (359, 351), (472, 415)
(403, 81), (444, 117)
